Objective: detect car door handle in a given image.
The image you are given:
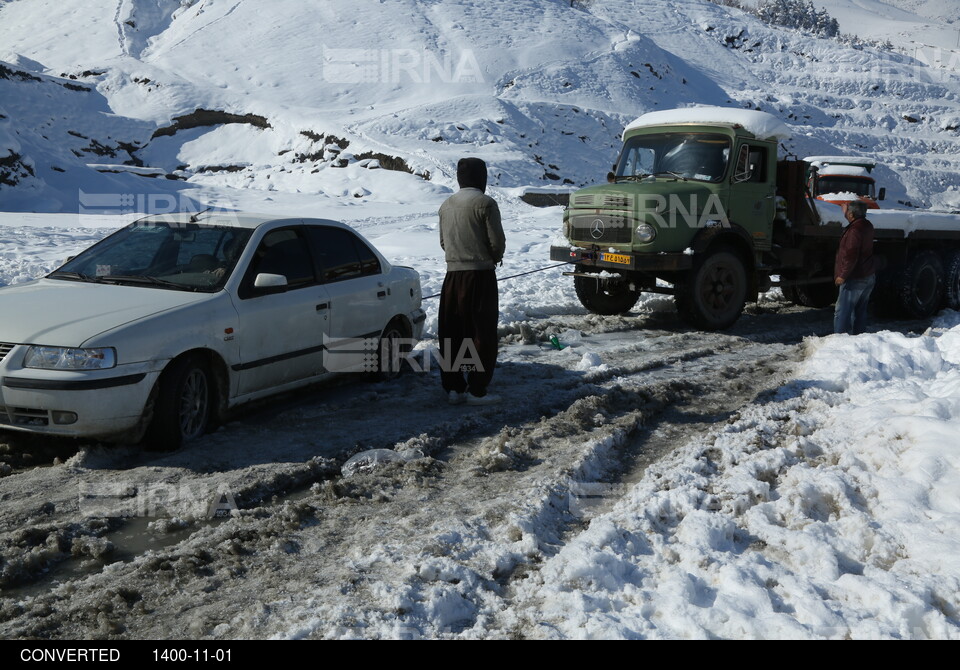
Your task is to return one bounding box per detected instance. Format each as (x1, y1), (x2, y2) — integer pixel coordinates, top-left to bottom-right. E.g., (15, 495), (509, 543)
(377, 291), (387, 299)
(316, 303), (329, 311)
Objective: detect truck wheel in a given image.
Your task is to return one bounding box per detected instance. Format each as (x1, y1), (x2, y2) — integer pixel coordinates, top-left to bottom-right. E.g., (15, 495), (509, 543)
(574, 270), (639, 315)
(871, 269), (901, 318)
(793, 280), (838, 308)
(897, 250), (944, 319)
(944, 251), (960, 310)
(779, 282), (800, 305)
(144, 354), (212, 451)
(676, 247), (747, 330)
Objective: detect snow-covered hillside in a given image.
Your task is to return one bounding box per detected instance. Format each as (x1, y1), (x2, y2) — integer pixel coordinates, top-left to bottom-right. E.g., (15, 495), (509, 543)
(1, 0), (960, 212)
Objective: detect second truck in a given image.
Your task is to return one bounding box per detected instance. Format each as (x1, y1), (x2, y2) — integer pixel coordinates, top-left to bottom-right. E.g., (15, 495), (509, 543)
(550, 106), (960, 330)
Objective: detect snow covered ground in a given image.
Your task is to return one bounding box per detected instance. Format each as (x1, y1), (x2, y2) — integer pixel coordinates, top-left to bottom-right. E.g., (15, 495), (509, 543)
(1, 196), (958, 639)
(1, 0), (960, 640)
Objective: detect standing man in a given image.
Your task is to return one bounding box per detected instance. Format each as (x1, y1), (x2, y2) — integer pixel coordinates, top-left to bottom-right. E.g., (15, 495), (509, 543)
(834, 199), (876, 335)
(439, 157), (506, 405)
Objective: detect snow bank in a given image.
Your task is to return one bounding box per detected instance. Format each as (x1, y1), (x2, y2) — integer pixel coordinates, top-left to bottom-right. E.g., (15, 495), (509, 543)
(623, 106), (793, 140)
(512, 322), (960, 639)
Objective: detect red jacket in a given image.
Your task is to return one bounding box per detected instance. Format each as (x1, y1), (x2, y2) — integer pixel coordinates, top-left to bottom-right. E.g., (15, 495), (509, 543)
(834, 217), (875, 281)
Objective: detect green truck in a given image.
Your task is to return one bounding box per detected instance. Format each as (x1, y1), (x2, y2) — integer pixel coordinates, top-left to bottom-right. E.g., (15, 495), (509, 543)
(550, 106), (960, 330)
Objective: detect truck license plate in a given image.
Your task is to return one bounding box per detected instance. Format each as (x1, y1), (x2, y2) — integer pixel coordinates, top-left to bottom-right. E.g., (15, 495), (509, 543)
(601, 253), (631, 265)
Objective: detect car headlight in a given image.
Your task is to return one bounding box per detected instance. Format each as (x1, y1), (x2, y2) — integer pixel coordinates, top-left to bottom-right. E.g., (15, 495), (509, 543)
(635, 223), (657, 243)
(23, 346), (117, 370)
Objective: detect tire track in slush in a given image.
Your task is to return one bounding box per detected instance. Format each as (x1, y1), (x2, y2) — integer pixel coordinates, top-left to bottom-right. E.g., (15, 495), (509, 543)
(0, 314), (802, 638)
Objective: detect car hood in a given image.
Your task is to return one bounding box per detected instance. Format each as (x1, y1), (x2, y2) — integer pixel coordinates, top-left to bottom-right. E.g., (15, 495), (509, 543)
(0, 279), (213, 346)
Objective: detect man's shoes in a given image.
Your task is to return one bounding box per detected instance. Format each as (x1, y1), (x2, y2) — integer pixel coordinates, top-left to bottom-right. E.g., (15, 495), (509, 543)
(465, 392), (501, 406)
(448, 391), (467, 405)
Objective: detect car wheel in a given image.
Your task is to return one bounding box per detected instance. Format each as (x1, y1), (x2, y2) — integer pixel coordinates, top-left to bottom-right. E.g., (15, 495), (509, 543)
(145, 354), (212, 451)
(375, 321), (409, 381)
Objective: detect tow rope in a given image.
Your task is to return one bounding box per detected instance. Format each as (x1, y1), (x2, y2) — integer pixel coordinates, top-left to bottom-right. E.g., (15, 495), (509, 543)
(422, 263), (569, 300)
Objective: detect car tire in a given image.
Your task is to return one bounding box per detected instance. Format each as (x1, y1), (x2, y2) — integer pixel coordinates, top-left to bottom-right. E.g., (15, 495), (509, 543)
(375, 320), (410, 381)
(144, 354), (212, 451)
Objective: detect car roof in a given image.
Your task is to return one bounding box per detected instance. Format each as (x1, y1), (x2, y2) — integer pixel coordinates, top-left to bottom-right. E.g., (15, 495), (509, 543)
(132, 211), (351, 231)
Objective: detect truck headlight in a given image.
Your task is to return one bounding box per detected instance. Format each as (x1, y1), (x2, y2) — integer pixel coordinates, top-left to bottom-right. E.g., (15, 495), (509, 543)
(635, 223), (657, 243)
(23, 346), (117, 370)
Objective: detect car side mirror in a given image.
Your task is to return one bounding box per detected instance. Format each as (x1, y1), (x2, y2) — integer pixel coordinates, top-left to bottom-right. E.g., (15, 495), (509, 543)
(878, 187), (886, 201)
(254, 273), (288, 292)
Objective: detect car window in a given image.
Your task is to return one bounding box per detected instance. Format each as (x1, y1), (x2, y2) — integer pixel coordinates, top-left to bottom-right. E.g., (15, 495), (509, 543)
(240, 228), (316, 297)
(355, 236), (382, 276)
(306, 226), (381, 283)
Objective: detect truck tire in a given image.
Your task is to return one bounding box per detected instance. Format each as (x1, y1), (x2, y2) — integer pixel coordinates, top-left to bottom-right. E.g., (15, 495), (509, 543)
(574, 270), (639, 315)
(897, 250), (944, 319)
(871, 269), (901, 318)
(779, 282), (800, 305)
(676, 247), (747, 330)
(944, 251), (960, 310)
(793, 280), (838, 308)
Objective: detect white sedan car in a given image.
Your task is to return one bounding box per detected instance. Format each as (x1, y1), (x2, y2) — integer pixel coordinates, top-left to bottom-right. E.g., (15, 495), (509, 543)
(0, 212), (424, 449)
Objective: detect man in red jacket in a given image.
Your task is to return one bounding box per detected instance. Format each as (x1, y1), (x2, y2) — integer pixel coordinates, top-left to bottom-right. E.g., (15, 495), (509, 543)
(834, 200), (876, 334)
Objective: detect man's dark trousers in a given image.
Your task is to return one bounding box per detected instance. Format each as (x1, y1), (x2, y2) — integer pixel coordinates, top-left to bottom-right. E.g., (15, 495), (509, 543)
(439, 269), (498, 397)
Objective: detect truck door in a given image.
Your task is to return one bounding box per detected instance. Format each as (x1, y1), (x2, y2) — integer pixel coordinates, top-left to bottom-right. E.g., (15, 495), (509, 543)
(727, 142), (776, 251)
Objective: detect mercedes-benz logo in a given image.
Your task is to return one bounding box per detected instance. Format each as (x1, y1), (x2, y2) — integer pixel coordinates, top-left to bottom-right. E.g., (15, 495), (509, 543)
(590, 218), (605, 239)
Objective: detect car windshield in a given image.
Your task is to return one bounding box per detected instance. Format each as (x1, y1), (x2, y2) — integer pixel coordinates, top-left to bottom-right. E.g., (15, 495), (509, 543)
(616, 133), (731, 183)
(49, 222), (253, 292)
(817, 177), (874, 198)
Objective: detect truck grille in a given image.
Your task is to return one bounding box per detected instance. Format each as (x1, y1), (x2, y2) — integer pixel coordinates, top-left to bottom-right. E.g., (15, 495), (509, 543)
(571, 194), (633, 209)
(602, 195), (632, 208)
(568, 213), (633, 244)
(0, 343), (14, 363)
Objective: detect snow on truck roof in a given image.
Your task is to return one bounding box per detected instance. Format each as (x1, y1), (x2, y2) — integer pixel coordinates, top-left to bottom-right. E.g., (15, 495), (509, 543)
(817, 165), (872, 177)
(805, 156), (876, 171)
(623, 106), (792, 140)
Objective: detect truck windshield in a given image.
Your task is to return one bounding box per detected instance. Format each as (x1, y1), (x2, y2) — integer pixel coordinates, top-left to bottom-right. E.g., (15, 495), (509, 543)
(48, 222), (253, 292)
(616, 133), (731, 183)
(816, 176), (875, 198)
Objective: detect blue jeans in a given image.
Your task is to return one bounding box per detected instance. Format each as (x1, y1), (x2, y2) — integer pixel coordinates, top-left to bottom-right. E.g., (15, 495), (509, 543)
(834, 275), (875, 335)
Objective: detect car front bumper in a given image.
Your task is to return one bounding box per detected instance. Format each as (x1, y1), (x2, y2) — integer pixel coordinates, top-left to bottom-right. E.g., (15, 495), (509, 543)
(0, 349), (161, 439)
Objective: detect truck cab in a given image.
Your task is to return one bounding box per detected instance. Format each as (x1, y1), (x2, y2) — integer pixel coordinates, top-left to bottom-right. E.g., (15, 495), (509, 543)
(550, 107), (789, 329)
(804, 156), (884, 209)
